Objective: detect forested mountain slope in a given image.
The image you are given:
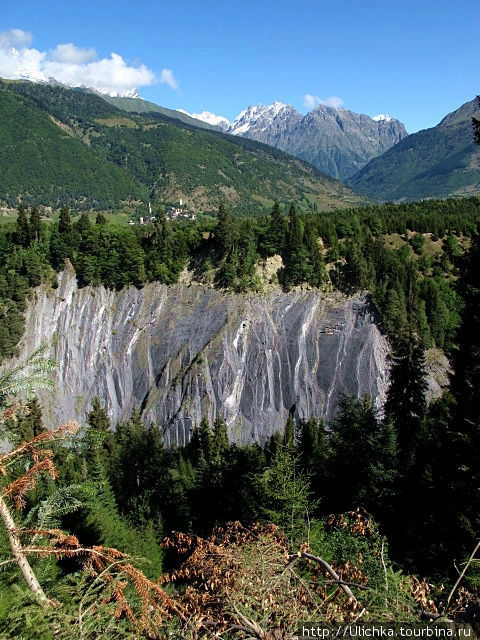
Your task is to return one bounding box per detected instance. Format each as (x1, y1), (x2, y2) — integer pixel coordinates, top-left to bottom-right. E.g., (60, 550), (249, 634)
(102, 94), (218, 129)
(0, 85), (146, 210)
(348, 98), (480, 201)
(0, 81), (364, 213)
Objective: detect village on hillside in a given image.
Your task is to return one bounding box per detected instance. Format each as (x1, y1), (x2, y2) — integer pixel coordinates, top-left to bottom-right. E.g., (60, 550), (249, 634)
(129, 199), (196, 225)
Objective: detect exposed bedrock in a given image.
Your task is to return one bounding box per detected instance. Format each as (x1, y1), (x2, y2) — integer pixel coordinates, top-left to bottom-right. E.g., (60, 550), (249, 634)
(18, 268), (390, 445)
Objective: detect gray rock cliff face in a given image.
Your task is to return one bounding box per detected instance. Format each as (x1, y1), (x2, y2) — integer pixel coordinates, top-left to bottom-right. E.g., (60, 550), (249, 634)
(18, 269), (390, 445)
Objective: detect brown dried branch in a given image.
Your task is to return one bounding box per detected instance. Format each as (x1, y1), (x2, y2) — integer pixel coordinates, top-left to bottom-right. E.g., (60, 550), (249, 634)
(289, 552), (358, 603)
(0, 421), (78, 474)
(0, 421), (185, 635)
(2, 458), (57, 510)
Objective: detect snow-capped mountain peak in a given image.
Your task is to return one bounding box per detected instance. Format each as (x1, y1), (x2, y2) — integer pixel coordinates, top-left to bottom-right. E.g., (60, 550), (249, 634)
(229, 102), (295, 135)
(372, 113), (393, 122)
(177, 109), (230, 131)
(177, 101), (298, 135)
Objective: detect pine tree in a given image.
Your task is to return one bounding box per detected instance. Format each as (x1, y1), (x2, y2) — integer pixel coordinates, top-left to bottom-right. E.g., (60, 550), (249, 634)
(384, 336), (427, 468)
(297, 417), (328, 471)
(236, 222), (259, 292)
(304, 222), (327, 287)
(263, 201), (287, 255)
(87, 396), (111, 432)
(29, 206), (41, 243)
(24, 250), (43, 287)
(153, 209), (170, 259)
(85, 397), (115, 473)
(28, 396), (45, 438)
(188, 417), (213, 467)
(58, 206), (72, 237)
(212, 415), (229, 463)
(112, 407), (150, 515)
(444, 234), (480, 554)
(199, 416), (213, 463)
(451, 235), (480, 428)
(282, 413), (295, 452)
(328, 396), (398, 514)
(257, 448), (315, 544)
(16, 203), (30, 248)
(77, 212), (91, 237)
(218, 249), (238, 288)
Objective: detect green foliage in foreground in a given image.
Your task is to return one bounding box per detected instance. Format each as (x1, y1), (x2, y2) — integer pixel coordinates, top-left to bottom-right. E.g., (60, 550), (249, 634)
(1, 378), (478, 637)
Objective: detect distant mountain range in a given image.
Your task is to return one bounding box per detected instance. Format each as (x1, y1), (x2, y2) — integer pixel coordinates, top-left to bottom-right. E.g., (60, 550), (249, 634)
(0, 79), (364, 213)
(177, 102), (408, 181)
(347, 98), (480, 201)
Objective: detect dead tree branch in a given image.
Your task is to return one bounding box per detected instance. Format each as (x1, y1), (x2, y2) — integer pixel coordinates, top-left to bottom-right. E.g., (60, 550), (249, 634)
(289, 552), (358, 603)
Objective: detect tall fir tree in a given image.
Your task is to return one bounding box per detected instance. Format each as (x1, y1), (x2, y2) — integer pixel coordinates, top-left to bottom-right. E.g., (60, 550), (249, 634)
(17, 397), (45, 442)
(257, 448), (315, 544)
(297, 417), (328, 471)
(282, 413), (295, 452)
(58, 206), (72, 237)
(77, 212), (91, 238)
(384, 336), (427, 468)
(16, 203), (30, 248)
(263, 200), (287, 255)
(29, 206), (41, 243)
(85, 396), (115, 473)
(304, 221), (327, 287)
(328, 396), (398, 515)
(212, 415), (229, 464)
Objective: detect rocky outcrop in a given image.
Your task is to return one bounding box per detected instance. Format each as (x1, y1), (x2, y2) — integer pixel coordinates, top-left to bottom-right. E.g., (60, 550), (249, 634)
(18, 269), (390, 445)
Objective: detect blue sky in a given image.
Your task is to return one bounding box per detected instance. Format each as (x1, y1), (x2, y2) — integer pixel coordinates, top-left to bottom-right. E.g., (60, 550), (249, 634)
(1, 0), (479, 132)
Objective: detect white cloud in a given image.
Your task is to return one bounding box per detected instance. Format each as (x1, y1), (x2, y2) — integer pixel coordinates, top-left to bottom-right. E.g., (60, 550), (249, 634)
(159, 68), (178, 90)
(0, 38), (46, 82)
(50, 43), (97, 64)
(0, 28), (177, 97)
(43, 52), (156, 96)
(0, 28), (32, 49)
(304, 94), (344, 110)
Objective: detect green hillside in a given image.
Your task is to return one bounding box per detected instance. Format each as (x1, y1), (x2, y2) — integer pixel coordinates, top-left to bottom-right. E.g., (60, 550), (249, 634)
(0, 81), (364, 213)
(101, 94), (217, 129)
(347, 98), (480, 202)
(0, 84), (147, 209)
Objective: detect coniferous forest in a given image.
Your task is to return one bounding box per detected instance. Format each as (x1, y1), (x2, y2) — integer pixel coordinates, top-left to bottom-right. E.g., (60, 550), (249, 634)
(0, 195), (480, 637)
